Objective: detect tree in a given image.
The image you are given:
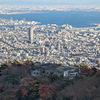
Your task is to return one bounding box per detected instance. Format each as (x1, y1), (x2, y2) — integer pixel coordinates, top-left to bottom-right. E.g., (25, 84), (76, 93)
(26, 81), (41, 100)
(24, 60), (34, 65)
(38, 84), (56, 100)
(48, 72), (59, 82)
(13, 60), (22, 66)
(61, 96), (73, 100)
(16, 90), (22, 100)
(0, 83), (3, 93)
(22, 88), (28, 96)
(0, 83), (3, 88)
(79, 63), (89, 69)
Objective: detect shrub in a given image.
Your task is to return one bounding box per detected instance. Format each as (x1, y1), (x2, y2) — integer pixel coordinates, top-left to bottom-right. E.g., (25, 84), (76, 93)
(13, 60), (22, 66)
(61, 96), (73, 100)
(95, 71), (100, 78)
(24, 60), (34, 65)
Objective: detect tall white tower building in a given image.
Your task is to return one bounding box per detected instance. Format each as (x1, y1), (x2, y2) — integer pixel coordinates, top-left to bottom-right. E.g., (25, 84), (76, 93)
(29, 27), (34, 43)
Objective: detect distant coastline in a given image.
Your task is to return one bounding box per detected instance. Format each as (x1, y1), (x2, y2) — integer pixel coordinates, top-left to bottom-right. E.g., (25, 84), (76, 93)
(0, 11), (100, 28)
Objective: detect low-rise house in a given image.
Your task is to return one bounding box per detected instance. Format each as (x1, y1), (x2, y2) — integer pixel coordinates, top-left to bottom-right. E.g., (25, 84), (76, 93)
(30, 64), (80, 79)
(31, 66), (44, 76)
(31, 63), (63, 76)
(31, 70), (41, 76)
(64, 67), (79, 79)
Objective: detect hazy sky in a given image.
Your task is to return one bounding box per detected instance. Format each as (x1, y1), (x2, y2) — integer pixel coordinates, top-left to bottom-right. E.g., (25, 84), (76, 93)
(0, 0), (100, 5)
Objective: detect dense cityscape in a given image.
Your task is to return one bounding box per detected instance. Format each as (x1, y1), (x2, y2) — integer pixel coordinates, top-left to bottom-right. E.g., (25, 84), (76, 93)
(0, 18), (100, 66)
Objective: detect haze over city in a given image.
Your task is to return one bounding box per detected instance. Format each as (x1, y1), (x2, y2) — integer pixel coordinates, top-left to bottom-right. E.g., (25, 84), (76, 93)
(0, 0), (100, 5)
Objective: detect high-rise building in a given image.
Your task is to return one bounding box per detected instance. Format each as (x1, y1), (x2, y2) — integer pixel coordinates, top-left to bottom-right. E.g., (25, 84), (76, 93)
(40, 46), (45, 54)
(0, 44), (2, 49)
(29, 27), (34, 43)
(57, 43), (60, 50)
(98, 58), (100, 64)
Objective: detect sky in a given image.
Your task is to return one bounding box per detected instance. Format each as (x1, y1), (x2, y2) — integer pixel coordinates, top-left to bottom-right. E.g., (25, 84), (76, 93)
(0, 0), (100, 5)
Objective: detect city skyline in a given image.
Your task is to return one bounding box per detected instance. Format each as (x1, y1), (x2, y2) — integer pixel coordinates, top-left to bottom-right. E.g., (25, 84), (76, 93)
(0, 18), (100, 66)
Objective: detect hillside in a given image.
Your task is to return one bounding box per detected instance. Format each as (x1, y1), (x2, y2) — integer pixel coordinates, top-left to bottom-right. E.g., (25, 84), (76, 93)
(0, 61), (99, 100)
(57, 71), (100, 100)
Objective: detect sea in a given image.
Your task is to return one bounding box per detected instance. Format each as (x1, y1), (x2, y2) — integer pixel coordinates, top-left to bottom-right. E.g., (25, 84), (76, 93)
(0, 11), (100, 28)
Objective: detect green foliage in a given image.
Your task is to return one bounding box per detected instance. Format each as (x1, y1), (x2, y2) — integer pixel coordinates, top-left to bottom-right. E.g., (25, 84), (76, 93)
(75, 74), (83, 81)
(4, 73), (23, 85)
(0, 86), (4, 93)
(7, 60), (12, 64)
(16, 90), (22, 100)
(95, 71), (100, 78)
(0, 60), (13, 71)
(48, 72), (59, 82)
(24, 60), (34, 65)
(13, 60), (22, 66)
(31, 67), (35, 70)
(56, 80), (74, 91)
(79, 63), (89, 69)
(0, 62), (8, 70)
(74, 64), (79, 68)
(35, 62), (40, 64)
(82, 96), (92, 100)
(61, 96), (73, 100)
(26, 81), (41, 100)
(16, 89), (29, 100)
